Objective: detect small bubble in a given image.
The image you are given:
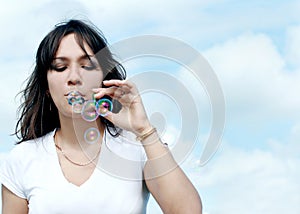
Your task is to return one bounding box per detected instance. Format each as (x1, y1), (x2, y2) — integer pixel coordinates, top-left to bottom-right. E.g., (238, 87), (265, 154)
(81, 100), (98, 122)
(72, 102), (83, 113)
(67, 91), (85, 112)
(68, 97), (76, 105)
(96, 98), (113, 117)
(84, 127), (100, 144)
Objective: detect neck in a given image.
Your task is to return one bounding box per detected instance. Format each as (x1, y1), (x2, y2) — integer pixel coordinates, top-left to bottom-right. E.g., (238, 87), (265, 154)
(56, 113), (105, 151)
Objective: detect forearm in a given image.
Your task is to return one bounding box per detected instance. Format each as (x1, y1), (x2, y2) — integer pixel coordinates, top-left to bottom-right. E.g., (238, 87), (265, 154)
(142, 131), (202, 213)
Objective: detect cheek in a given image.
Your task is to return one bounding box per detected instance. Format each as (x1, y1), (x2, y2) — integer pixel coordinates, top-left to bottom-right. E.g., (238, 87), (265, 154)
(47, 73), (54, 92)
(47, 73), (64, 101)
(85, 72), (104, 87)
(47, 75), (57, 92)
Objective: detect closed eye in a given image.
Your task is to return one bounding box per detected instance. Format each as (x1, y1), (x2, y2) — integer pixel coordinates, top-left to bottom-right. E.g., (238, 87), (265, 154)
(81, 59), (99, 71)
(81, 64), (97, 71)
(51, 65), (67, 72)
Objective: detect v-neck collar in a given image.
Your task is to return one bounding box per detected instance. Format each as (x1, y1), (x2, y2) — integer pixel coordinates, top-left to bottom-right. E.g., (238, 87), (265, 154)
(50, 128), (106, 188)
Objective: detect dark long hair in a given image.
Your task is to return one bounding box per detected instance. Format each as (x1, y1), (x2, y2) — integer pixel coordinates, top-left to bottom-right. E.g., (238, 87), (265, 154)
(15, 19), (126, 143)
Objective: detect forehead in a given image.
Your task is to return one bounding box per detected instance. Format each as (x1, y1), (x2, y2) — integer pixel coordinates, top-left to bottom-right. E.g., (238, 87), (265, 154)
(55, 33), (94, 57)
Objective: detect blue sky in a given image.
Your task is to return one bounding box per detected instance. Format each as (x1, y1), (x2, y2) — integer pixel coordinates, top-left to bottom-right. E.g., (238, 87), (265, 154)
(0, 0), (300, 213)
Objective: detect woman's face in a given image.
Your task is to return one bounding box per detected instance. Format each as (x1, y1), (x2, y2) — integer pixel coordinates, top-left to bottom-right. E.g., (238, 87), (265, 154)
(47, 33), (103, 118)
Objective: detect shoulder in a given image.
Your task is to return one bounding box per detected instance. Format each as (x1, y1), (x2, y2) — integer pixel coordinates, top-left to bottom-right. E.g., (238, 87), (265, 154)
(0, 130), (56, 198)
(4, 130), (56, 164)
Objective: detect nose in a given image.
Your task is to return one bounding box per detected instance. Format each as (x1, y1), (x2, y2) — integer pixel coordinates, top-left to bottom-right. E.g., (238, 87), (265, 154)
(67, 65), (82, 86)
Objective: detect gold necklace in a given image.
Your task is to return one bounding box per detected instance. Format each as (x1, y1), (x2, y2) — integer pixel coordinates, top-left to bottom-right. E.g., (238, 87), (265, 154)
(54, 133), (101, 167)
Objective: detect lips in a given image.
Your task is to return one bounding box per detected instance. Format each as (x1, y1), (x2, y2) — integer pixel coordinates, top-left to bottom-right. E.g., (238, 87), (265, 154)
(65, 90), (84, 97)
(66, 91), (85, 105)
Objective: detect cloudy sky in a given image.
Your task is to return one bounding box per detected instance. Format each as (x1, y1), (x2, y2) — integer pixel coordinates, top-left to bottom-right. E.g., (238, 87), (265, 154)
(0, 0), (300, 213)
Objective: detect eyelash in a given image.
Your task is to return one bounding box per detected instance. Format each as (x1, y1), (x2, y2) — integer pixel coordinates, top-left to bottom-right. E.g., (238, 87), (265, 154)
(51, 63), (97, 72)
(52, 66), (67, 72)
(82, 64), (97, 71)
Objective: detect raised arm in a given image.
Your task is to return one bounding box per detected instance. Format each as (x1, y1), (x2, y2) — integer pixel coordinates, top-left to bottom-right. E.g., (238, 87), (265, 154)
(142, 130), (202, 213)
(93, 79), (202, 213)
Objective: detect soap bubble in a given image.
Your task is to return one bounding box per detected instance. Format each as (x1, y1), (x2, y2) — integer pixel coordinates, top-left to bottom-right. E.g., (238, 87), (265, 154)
(72, 98), (85, 114)
(67, 91), (83, 105)
(84, 127), (100, 144)
(72, 102), (83, 114)
(67, 91), (85, 114)
(81, 100), (98, 122)
(96, 98), (113, 117)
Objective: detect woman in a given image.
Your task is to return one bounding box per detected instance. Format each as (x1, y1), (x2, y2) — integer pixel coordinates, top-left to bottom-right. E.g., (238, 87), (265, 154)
(0, 19), (202, 213)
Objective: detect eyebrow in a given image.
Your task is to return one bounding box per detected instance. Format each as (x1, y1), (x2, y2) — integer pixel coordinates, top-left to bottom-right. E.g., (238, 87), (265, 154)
(53, 54), (95, 61)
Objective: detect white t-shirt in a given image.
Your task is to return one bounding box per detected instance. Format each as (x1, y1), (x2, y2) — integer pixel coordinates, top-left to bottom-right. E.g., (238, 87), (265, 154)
(0, 129), (150, 214)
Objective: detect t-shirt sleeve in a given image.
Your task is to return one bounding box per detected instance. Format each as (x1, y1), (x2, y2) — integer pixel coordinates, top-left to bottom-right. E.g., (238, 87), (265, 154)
(0, 146), (27, 199)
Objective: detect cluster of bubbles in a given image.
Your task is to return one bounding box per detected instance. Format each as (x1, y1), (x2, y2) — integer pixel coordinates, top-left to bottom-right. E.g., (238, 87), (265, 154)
(67, 91), (113, 121)
(67, 91), (113, 144)
(81, 98), (113, 121)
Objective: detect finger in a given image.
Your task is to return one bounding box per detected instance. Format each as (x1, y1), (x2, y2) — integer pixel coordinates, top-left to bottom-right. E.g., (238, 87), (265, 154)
(93, 87), (130, 102)
(95, 82), (134, 97)
(92, 86), (118, 99)
(102, 79), (125, 87)
(103, 80), (135, 90)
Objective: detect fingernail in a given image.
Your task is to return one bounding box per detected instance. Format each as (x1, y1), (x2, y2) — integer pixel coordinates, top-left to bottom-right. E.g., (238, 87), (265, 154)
(92, 88), (100, 92)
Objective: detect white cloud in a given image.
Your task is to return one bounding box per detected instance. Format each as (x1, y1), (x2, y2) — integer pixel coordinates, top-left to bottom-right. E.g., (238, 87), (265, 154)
(0, 1), (91, 59)
(0, 60), (32, 138)
(285, 25), (300, 67)
(203, 31), (300, 123)
(76, 0), (300, 47)
(183, 122), (300, 214)
(176, 26), (300, 213)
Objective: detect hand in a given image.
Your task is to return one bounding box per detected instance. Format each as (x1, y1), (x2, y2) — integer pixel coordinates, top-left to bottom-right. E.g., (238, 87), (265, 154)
(93, 80), (152, 135)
